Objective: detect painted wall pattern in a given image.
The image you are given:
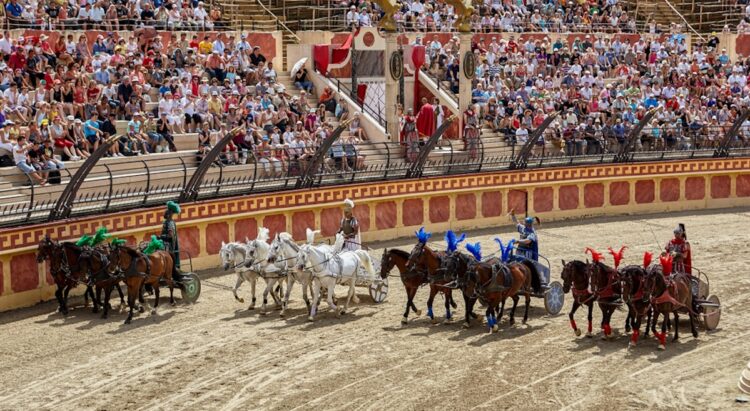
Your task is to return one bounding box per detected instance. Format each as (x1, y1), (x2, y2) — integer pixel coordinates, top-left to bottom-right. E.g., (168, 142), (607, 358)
(2, 158), (750, 311)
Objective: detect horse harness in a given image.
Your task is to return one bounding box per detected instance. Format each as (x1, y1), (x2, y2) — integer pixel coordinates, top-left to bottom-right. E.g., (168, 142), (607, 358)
(466, 260), (513, 301)
(650, 273), (696, 315)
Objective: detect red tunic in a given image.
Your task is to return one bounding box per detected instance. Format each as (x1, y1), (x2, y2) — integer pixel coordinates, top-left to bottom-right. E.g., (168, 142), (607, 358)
(415, 103), (435, 138)
(665, 238), (692, 274)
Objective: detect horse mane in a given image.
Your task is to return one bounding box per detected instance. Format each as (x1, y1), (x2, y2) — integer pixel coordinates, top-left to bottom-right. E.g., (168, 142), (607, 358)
(279, 232), (293, 242)
(567, 260), (588, 270)
(332, 233), (345, 253)
(389, 248), (411, 259)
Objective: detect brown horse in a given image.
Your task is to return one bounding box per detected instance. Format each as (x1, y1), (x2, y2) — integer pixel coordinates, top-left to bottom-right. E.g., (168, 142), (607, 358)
(588, 261), (623, 339)
(619, 263), (658, 348)
(643, 259), (698, 350)
(78, 245), (126, 319)
(560, 260), (595, 337)
(108, 244), (175, 324)
(37, 235), (97, 315)
(381, 248), (425, 325)
(441, 251), (482, 329)
(406, 241), (457, 324)
(497, 260), (542, 328)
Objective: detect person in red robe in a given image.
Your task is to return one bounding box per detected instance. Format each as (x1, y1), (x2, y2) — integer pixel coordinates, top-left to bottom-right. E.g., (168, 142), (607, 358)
(415, 97), (435, 138)
(665, 223), (691, 274)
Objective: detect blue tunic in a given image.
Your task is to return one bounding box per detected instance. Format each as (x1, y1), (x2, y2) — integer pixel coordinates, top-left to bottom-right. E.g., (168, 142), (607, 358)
(515, 224), (538, 261)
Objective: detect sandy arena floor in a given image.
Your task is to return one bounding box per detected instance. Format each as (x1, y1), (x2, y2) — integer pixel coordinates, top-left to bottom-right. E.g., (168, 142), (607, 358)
(1, 208), (749, 411)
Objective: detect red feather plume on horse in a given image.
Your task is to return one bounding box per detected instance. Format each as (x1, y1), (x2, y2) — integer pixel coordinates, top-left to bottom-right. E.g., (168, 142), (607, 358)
(607, 246), (627, 268)
(584, 247), (604, 263)
(659, 253), (673, 275)
(643, 251), (653, 268)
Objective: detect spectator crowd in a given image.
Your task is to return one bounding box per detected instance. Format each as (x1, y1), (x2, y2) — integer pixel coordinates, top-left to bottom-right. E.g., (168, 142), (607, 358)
(0, 28), (370, 185)
(414, 26), (750, 157)
(5, 0), (226, 30)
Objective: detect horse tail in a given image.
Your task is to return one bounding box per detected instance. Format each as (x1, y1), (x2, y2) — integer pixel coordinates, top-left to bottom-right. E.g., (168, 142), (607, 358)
(522, 260), (542, 294)
(354, 250), (374, 278)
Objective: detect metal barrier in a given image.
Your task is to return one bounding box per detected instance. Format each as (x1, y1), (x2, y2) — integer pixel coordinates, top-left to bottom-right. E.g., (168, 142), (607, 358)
(1, 125), (750, 228)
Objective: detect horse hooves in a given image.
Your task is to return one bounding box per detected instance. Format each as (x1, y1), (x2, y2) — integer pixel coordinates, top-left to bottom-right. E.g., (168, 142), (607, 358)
(574, 329), (582, 337)
(692, 332), (698, 338)
(352, 296), (360, 304)
(492, 324), (499, 333)
(151, 309), (158, 316)
(462, 322), (470, 329)
(401, 317), (408, 325)
(442, 318), (452, 325)
(237, 298), (245, 303)
(92, 308), (99, 314)
(280, 311), (286, 318)
(124, 319), (132, 325)
(247, 306), (255, 310)
(101, 313), (108, 319)
(307, 316), (314, 322)
(470, 312), (478, 319)
(138, 306), (145, 313)
(658, 344), (666, 351)
(586, 332), (593, 338)
(415, 309), (422, 316)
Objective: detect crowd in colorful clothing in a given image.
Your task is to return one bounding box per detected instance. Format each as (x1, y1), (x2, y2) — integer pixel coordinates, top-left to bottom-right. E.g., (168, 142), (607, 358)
(415, 28), (750, 155)
(0, 29), (369, 183)
(4, 0), (226, 30)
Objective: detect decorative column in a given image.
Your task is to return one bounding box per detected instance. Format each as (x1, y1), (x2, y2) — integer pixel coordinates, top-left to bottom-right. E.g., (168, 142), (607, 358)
(385, 33), (402, 141)
(458, 33), (474, 138)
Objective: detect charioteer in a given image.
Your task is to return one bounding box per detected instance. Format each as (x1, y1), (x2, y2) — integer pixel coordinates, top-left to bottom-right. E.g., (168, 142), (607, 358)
(338, 198), (360, 251)
(510, 211), (539, 262)
(665, 223), (692, 275)
(160, 201), (185, 281)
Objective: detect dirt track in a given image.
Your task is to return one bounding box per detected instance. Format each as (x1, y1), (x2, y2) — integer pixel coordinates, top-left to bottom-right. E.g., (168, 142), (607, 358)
(1, 209), (749, 411)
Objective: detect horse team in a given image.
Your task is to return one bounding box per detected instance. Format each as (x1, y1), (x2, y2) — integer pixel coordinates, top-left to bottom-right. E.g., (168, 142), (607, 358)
(36, 225), (710, 352)
(37, 235), (176, 324)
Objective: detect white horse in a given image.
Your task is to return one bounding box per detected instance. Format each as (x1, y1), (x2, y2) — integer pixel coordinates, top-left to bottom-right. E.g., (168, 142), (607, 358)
(243, 227), (286, 313)
(220, 240), (259, 310)
(269, 228), (333, 317)
(295, 233), (375, 321)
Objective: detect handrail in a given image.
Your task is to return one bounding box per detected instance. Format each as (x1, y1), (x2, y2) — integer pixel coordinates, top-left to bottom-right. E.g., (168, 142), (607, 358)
(1, 125), (749, 228)
(253, 0), (301, 43)
(662, 0), (706, 41)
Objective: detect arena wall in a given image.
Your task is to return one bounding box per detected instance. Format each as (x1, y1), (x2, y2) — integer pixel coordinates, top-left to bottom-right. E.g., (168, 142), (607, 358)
(2, 158), (750, 312)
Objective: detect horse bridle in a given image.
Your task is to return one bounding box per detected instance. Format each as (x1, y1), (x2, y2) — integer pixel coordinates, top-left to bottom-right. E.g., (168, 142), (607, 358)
(589, 262), (620, 301)
(80, 246), (114, 282)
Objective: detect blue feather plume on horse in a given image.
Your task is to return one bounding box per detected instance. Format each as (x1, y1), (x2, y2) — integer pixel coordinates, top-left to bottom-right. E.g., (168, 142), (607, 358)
(415, 227), (432, 244)
(444, 230), (466, 253)
(494, 238), (516, 263)
(466, 242), (482, 261)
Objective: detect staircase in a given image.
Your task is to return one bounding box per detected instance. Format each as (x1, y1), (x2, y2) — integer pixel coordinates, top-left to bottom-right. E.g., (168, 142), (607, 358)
(627, 0), (744, 34)
(224, 0), (301, 69)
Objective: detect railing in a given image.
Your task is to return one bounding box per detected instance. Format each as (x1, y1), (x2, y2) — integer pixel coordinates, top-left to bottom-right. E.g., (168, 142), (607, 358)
(252, 0), (301, 43)
(1, 124), (750, 228)
(420, 67), (458, 104)
(325, 74), (388, 130)
(0, 16), (232, 31)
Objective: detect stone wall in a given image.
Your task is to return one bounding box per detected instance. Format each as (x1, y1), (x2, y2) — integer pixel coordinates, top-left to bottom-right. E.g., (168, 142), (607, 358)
(2, 158), (750, 311)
